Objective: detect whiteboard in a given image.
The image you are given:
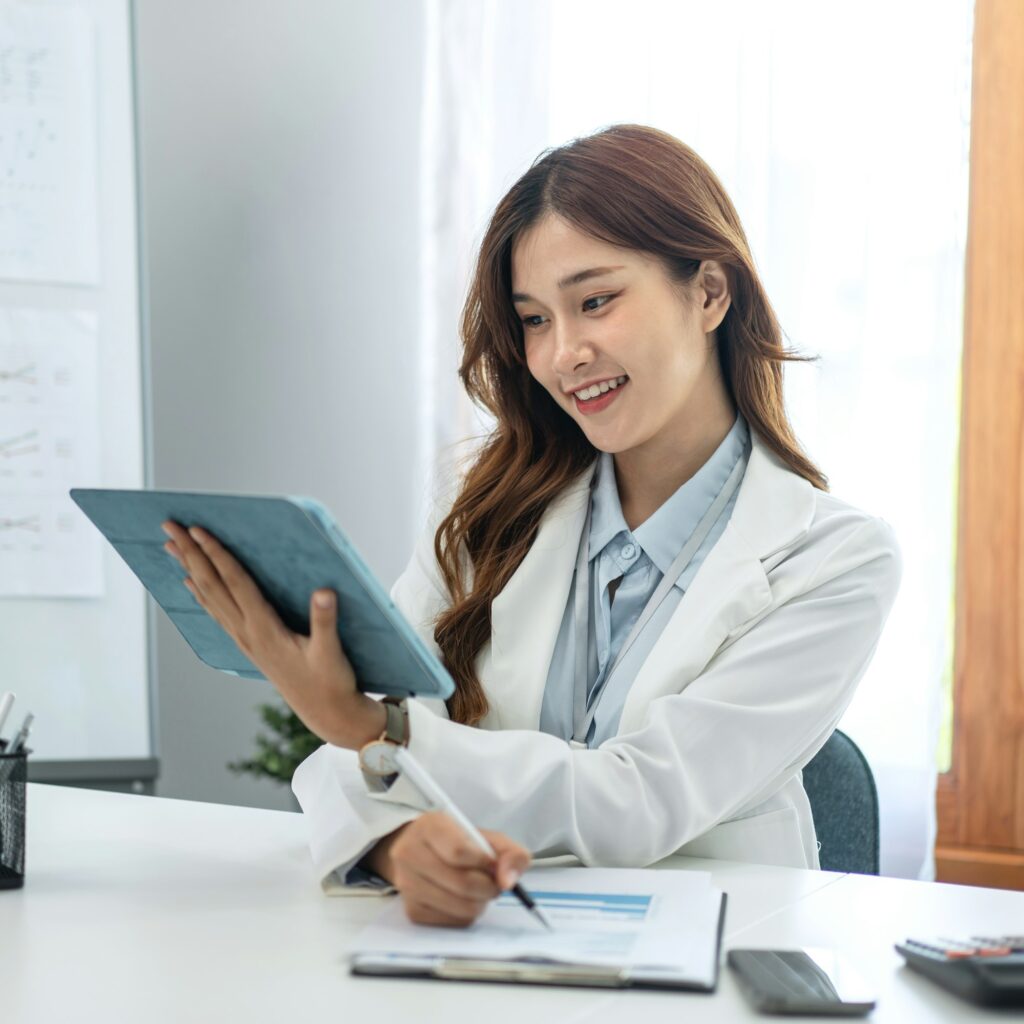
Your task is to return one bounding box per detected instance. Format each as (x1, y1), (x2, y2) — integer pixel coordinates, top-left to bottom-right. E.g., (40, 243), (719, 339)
(0, 0), (152, 778)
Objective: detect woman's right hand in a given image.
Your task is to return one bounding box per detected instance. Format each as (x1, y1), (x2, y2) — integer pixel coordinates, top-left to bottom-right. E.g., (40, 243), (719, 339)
(367, 812), (531, 927)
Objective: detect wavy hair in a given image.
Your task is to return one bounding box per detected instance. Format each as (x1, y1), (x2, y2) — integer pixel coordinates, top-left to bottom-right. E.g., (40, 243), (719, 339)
(433, 124), (826, 726)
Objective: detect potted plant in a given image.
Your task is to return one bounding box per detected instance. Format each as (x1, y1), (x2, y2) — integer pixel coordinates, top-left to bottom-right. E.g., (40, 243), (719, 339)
(229, 701), (322, 788)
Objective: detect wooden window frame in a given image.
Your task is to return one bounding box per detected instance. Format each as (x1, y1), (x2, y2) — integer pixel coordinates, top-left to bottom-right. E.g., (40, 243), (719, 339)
(935, 0), (1024, 889)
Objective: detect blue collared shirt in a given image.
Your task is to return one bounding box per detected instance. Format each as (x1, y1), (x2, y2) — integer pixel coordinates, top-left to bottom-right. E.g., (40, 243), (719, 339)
(345, 414), (751, 890)
(539, 414), (751, 746)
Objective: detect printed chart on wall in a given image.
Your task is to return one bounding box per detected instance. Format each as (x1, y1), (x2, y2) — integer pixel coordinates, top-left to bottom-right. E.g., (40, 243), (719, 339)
(0, 307), (102, 597)
(0, 0), (148, 766)
(0, 3), (105, 599)
(0, 4), (99, 285)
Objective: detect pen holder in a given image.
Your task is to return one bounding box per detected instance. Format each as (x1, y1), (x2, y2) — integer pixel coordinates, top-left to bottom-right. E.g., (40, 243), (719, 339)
(0, 747), (28, 890)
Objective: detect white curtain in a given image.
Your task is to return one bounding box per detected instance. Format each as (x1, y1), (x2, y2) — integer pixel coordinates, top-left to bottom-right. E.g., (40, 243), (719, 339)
(418, 0), (974, 880)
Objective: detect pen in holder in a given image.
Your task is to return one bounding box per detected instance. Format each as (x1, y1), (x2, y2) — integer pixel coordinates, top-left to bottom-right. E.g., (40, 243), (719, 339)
(0, 745), (28, 890)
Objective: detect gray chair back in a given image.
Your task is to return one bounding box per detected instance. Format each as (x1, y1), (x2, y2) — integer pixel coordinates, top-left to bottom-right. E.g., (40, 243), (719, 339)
(801, 729), (879, 875)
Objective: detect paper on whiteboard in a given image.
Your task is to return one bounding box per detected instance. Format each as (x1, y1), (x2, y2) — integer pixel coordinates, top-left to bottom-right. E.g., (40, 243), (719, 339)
(0, 4), (98, 284)
(352, 867), (721, 984)
(0, 307), (102, 596)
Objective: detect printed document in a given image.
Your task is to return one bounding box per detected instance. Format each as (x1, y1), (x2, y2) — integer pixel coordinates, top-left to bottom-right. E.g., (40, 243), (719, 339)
(351, 867), (723, 986)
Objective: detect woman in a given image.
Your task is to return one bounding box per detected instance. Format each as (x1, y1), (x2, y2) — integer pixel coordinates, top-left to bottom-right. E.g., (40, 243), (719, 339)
(162, 125), (900, 929)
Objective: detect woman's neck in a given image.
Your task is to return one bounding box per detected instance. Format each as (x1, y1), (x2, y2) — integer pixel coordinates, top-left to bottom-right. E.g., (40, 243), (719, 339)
(613, 397), (738, 531)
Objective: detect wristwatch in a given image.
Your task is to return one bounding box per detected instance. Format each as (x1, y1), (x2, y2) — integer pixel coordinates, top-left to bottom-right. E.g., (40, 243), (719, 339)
(358, 696), (409, 791)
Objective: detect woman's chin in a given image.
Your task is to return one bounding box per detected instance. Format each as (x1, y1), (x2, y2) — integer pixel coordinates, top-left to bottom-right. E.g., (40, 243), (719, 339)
(581, 429), (634, 456)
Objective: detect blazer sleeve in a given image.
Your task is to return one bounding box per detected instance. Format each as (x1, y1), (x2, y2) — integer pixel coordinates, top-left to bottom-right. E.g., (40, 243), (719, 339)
(295, 513), (900, 887)
(291, 491), (452, 891)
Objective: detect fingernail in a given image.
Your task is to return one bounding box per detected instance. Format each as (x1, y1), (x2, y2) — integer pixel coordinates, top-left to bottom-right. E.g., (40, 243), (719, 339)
(315, 592), (333, 608)
(188, 526), (203, 543)
(505, 869), (521, 888)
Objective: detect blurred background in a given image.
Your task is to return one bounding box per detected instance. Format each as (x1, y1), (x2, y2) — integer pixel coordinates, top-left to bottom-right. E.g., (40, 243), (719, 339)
(2, 0), (1020, 891)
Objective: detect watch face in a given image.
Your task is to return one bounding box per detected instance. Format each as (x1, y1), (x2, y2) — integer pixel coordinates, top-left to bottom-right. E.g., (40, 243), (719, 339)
(360, 740), (399, 776)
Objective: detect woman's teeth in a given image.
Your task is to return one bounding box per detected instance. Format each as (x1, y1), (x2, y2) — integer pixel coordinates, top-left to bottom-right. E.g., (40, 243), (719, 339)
(574, 375), (628, 401)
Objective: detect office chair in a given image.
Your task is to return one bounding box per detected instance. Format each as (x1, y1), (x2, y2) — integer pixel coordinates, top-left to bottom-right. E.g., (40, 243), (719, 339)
(801, 729), (880, 875)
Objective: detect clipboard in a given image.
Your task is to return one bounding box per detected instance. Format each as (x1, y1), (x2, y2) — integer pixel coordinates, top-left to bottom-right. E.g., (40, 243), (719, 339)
(349, 870), (727, 992)
(69, 487), (454, 701)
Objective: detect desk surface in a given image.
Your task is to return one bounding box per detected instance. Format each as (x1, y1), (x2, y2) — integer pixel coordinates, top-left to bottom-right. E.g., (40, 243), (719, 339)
(2, 783), (1021, 1022)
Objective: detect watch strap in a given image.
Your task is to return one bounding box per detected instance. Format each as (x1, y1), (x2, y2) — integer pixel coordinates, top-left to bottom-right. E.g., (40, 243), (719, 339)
(359, 697), (408, 792)
(380, 696), (409, 746)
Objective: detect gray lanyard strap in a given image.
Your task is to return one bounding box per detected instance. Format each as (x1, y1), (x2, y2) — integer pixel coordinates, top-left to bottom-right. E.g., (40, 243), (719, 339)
(571, 455), (746, 747)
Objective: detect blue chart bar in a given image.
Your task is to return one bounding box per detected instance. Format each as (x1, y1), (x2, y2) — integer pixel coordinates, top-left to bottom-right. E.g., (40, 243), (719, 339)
(499, 890), (651, 919)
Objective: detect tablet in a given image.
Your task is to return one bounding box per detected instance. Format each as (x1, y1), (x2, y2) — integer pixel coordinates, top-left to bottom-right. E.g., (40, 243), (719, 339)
(69, 488), (455, 701)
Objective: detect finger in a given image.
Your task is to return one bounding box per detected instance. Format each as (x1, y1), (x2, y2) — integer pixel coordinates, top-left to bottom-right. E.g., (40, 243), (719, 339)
(394, 844), (500, 903)
(494, 850), (530, 891)
(394, 863), (492, 921)
(393, 815), (497, 898)
(421, 812), (494, 871)
(401, 896), (476, 929)
(308, 589), (343, 662)
(184, 525), (274, 621)
(161, 521), (243, 622)
(162, 525), (226, 614)
(483, 830), (532, 890)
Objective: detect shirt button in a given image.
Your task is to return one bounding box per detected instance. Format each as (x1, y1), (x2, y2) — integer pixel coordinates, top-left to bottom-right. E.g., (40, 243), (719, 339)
(621, 543), (636, 559)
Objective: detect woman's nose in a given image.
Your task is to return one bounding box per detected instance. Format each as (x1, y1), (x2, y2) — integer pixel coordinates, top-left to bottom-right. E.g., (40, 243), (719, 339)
(551, 323), (591, 375)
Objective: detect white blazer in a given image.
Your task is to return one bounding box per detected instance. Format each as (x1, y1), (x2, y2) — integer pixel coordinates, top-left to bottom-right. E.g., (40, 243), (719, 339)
(292, 430), (901, 890)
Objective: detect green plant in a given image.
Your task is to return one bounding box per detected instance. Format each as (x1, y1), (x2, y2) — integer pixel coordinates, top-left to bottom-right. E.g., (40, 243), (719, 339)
(228, 701), (323, 785)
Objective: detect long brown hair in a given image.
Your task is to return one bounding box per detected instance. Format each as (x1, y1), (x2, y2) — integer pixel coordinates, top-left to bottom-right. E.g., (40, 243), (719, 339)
(434, 124), (826, 726)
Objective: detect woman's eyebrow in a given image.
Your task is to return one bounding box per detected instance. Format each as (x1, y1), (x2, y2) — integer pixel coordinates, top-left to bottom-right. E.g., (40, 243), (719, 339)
(512, 265), (625, 304)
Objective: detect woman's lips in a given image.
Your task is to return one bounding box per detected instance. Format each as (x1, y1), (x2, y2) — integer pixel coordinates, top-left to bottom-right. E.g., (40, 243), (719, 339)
(574, 379), (628, 416)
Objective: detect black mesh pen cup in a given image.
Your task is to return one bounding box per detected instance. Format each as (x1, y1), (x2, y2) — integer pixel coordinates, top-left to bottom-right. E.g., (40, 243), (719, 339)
(0, 747), (28, 890)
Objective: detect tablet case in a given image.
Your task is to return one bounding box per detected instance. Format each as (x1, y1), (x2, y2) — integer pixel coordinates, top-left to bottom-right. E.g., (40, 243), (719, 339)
(69, 488), (455, 701)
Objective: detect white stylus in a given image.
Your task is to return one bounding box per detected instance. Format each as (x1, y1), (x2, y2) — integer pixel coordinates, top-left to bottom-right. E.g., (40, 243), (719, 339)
(393, 745), (552, 931)
(7, 712), (33, 755)
(0, 692), (15, 741)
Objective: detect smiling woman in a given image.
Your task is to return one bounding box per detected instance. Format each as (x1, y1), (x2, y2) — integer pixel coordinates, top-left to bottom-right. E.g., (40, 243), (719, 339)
(443, 124), (828, 726)
(242, 124), (901, 929)
(511, 216), (736, 531)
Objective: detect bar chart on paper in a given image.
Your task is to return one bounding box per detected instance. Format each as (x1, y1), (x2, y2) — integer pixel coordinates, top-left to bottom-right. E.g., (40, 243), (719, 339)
(496, 889), (651, 919)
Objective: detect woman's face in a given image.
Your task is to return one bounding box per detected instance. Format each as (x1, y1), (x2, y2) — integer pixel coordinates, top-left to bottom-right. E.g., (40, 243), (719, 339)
(511, 213), (731, 459)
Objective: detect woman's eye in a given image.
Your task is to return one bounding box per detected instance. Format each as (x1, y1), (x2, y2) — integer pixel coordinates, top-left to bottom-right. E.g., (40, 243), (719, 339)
(520, 294), (614, 329)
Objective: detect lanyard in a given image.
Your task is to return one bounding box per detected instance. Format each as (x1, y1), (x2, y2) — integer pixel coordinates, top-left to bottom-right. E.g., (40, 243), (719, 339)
(570, 455), (746, 748)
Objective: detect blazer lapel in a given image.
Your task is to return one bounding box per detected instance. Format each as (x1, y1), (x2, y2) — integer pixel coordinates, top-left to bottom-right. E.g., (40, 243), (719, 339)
(480, 430), (817, 735)
(482, 463), (596, 730)
(617, 432), (817, 733)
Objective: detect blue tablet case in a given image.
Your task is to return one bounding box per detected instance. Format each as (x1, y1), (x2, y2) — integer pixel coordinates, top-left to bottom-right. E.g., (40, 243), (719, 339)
(69, 488), (455, 701)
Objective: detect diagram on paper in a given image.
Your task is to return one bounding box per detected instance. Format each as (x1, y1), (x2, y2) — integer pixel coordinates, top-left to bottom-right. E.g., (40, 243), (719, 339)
(0, 3), (98, 284)
(0, 308), (102, 596)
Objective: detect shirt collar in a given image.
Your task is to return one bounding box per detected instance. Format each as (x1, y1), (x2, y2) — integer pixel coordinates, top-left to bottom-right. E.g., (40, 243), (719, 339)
(588, 414), (750, 575)
(588, 451), (630, 559)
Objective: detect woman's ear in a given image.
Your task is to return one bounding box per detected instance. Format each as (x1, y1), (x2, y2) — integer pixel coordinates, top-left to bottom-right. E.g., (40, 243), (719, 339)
(699, 260), (731, 333)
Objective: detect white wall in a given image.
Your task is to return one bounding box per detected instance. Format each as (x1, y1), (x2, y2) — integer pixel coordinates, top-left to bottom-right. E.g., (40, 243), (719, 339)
(134, 0), (426, 809)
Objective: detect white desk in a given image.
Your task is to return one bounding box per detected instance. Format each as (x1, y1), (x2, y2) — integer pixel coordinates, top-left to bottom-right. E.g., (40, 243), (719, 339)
(1, 784), (1020, 1022)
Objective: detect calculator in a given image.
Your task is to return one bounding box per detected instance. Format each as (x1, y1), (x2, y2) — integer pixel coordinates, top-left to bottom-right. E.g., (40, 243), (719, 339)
(895, 936), (1024, 1007)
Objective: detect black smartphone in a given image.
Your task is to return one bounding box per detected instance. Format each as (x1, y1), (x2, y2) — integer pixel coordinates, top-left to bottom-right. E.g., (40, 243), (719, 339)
(728, 948), (877, 1016)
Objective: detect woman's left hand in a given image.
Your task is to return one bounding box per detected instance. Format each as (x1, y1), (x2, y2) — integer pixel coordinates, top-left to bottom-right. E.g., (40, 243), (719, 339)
(160, 520), (385, 749)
